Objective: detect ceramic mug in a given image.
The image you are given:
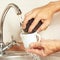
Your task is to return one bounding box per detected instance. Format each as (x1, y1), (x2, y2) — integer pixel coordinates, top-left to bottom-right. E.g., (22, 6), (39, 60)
(20, 32), (41, 48)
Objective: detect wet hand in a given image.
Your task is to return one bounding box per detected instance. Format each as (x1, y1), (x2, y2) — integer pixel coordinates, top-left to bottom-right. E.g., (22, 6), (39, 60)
(26, 40), (60, 56)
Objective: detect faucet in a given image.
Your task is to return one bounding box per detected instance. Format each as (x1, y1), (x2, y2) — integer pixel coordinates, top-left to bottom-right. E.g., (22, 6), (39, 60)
(0, 3), (22, 56)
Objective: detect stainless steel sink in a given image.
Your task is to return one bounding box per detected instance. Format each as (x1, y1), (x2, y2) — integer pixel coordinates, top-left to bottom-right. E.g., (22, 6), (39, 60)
(0, 51), (34, 60)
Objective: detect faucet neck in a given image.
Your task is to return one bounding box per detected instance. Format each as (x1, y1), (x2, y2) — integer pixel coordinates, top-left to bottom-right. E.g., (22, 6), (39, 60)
(0, 3), (22, 55)
(1, 3), (22, 33)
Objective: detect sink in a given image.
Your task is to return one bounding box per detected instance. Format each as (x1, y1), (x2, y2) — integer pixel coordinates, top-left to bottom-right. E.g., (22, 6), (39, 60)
(0, 51), (34, 60)
(0, 41), (35, 60)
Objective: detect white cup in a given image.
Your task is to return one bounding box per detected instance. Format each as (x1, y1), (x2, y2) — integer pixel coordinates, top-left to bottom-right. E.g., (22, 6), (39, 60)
(20, 32), (41, 48)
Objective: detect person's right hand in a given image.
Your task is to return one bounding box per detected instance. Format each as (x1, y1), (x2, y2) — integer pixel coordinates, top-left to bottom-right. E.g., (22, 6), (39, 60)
(26, 40), (60, 56)
(22, 2), (58, 33)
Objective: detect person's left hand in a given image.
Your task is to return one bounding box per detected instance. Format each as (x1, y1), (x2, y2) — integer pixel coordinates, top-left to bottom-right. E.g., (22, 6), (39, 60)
(22, 3), (54, 33)
(26, 40), (60, 56)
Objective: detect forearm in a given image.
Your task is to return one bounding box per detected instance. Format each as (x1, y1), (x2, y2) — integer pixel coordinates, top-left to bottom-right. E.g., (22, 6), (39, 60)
(55, 40), (60, 51)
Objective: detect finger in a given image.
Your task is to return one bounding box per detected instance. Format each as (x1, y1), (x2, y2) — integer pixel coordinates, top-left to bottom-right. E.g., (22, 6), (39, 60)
(28, 15), (41, 32)
(26, 49), (44, 56)
(29, 42), (38, 48)
(37, 20), (51, 32)
(22, 11), (36, 29)
(29, 42), (42, 49)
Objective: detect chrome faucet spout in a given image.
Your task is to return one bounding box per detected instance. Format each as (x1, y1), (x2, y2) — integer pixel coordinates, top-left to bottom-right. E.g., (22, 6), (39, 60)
(1, 3), (22, 35)
(0, 3), (22, 55)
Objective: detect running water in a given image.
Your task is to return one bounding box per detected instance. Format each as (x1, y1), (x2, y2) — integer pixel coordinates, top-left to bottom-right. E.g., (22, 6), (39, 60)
(18, 14), (41, 60)
(18, 14), (25, 33)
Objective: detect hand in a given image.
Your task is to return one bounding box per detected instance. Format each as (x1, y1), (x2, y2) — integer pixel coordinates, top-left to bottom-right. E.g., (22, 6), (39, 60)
(22, 2), (55, 32)
(22, 1), (60, 32)
(26, 40), (60, 56)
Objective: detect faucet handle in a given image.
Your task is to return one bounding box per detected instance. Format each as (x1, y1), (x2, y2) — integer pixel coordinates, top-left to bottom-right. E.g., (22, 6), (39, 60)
(11, 36), (20, 46)
(12, 40), (20, 46)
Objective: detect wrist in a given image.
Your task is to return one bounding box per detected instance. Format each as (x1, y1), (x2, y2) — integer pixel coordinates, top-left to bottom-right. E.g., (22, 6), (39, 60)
(49, 1), (60, 14)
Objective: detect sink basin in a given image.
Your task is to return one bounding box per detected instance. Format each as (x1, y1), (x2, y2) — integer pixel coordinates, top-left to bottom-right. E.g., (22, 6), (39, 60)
(0, 51), (34, 60)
